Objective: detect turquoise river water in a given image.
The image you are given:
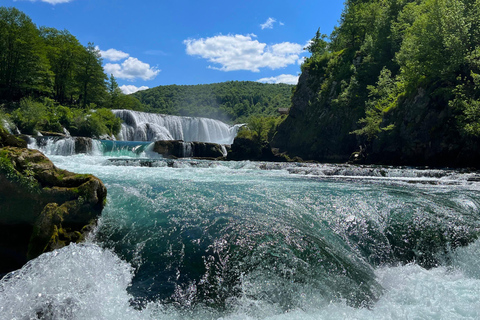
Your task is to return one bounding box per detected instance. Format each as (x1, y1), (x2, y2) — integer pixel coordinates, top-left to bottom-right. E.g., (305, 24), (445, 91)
(1, 142), (480, 319)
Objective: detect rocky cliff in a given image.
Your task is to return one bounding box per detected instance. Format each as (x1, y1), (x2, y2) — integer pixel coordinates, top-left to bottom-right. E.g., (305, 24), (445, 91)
(271, 69), (363, 163)
(272, 64), (480, 168)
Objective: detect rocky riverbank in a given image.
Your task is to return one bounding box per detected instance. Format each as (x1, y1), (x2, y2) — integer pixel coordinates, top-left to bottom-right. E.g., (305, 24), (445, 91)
(0, 128), (107, 275)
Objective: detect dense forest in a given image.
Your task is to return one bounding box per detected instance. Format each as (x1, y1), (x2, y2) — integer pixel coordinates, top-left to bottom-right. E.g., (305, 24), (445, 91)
(0, 7), (293, 139)
(272, 0), (480, 167)
(0, 7), (144, 137)
(133, 81), (293, 123)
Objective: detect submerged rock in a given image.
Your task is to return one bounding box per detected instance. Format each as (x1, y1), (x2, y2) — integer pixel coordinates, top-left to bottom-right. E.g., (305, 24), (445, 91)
(0, 128), (107, 275)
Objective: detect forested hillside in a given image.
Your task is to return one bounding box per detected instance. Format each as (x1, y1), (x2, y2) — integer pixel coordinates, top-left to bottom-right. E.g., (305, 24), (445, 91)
(133, 81), (293, 123)
(0, 7), (142, 137)
(273, 0), (480, 167)
(0, 7), (293, 138)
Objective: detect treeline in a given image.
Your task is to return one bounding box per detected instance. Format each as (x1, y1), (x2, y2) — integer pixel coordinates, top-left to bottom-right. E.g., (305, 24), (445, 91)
(0, 7), (141, 137)
(273, 0), (480, 166)
(133, 81), (294, 123)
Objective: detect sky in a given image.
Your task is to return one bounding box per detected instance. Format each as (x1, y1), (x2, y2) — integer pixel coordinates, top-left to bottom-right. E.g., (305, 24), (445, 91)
(4, 0), (345, 94)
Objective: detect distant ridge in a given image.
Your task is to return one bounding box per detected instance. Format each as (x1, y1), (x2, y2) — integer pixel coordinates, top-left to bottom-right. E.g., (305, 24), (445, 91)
(132, 81), (294, 124)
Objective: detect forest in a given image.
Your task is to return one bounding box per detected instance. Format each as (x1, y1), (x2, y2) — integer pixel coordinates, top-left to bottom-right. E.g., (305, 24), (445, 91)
(0, 7), (291, 138)
(0, 7), (143, 137)
(272, 0), (480, 167)
(133, 81), (293, 123)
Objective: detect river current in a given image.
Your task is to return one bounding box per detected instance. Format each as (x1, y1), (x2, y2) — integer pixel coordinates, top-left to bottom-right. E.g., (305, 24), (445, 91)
(1, 143), (480, 319)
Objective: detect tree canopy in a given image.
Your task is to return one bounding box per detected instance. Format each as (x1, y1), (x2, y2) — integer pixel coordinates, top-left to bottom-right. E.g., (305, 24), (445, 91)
(133, 81), (294, 124)
(0, 7), (142, 137)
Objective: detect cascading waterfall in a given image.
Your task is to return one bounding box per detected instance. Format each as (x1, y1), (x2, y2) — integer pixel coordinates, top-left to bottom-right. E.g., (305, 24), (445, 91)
(113, 109), (243, 144)
(29, 137), (76, 156)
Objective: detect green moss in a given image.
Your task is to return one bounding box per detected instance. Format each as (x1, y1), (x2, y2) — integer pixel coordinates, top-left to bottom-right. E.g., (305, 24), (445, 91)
(0, 150), (40, 192)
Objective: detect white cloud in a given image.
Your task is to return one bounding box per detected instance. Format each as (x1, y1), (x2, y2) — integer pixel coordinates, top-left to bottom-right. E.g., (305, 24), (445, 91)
(184, 34), (303, 72)
(260, 17), (276, 30)
(257, 74), (299, 85)
(119, 85), (149, 95)
(97, 47), (130, 62)
(297, 56), (306, 65)
(104, 57), (160, 81)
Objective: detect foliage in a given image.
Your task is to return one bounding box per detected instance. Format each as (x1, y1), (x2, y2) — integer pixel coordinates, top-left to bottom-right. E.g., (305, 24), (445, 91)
(76, 43), (107, 108)
(0, 7), (51, 100)
(6, 97), (120, 137)
(133, 81), (293, 124)
(237, 115), (285, 143)
(352, 68), (399, 140)
(11, 98), (48, 134)
(299, 0), (480, 142)
(0, 7), (145, 138)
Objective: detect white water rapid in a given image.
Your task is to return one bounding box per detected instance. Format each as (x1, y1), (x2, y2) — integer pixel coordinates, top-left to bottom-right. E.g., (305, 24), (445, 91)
(113, 109), (243, 144)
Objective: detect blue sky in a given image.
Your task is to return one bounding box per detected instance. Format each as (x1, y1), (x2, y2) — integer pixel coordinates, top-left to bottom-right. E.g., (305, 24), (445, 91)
(4, 0), (344, 94)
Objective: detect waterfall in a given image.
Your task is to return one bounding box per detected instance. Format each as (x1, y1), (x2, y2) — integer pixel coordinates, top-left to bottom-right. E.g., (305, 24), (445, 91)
(182, 141), (193, 157)
(39, 137), (76, 156)
(2, 119), (12, 133)
(113, 109), (242, 144)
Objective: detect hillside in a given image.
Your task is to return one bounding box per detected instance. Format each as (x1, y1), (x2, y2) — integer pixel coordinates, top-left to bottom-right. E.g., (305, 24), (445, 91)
(272, 0), (480, 167)
(133, 81), (294, 123)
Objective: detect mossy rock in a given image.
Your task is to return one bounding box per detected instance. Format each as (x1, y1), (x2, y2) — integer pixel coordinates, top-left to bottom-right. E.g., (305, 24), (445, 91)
(0, 130), (107, 274)
(0, 127), (27, 148)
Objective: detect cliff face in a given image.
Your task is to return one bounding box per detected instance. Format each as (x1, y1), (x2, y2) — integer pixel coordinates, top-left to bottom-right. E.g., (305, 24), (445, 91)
(0, 128), (107, 275)
(369, 89), (480, 167)
(272, 68), (480, 167)
(271, 0), (480, 168)
(272, 69), (362, 163)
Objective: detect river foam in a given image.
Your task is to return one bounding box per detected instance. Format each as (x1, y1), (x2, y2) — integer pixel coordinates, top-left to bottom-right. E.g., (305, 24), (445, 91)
(1, 240), (480, 319)
(2, 151), (480, 319)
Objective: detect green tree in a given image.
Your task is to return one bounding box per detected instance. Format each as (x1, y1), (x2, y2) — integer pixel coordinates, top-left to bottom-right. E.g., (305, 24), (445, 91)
(11, 97), (47, 134)
(40, 27), (84, 104)
(76, 42), (107, 108)
(0, 7), (51, 100)
(106, 74), (122, 108)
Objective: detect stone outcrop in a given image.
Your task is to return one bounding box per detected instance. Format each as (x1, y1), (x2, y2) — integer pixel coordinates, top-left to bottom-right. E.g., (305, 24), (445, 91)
(271, 61), (480, 168)
(153, 140), (225, 159)
(271, 69), (362, 163)
(227, 137), (289, 162)
(74, 137), (93, 154)
(0, 128), (107, 275)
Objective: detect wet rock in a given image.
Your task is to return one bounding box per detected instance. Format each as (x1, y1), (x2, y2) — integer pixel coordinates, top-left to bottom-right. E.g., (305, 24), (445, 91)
(227, 137), (287, 162)
(74, 137), (93, 154)
(153, 140), (225, 159)
(0, 130), (106, 275)
(0, 127), (27, 148)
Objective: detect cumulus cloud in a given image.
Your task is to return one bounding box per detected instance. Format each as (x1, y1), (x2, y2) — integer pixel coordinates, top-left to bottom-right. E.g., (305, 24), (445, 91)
(119, 85), (149, 95)
(97, 47), (130, 62)
(297, 56), (306, 65)
(260, 17), (276, 30)
(257, 74), (299, 85)
(184, 34), (303, 72)
(104, 57), (160, 81)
